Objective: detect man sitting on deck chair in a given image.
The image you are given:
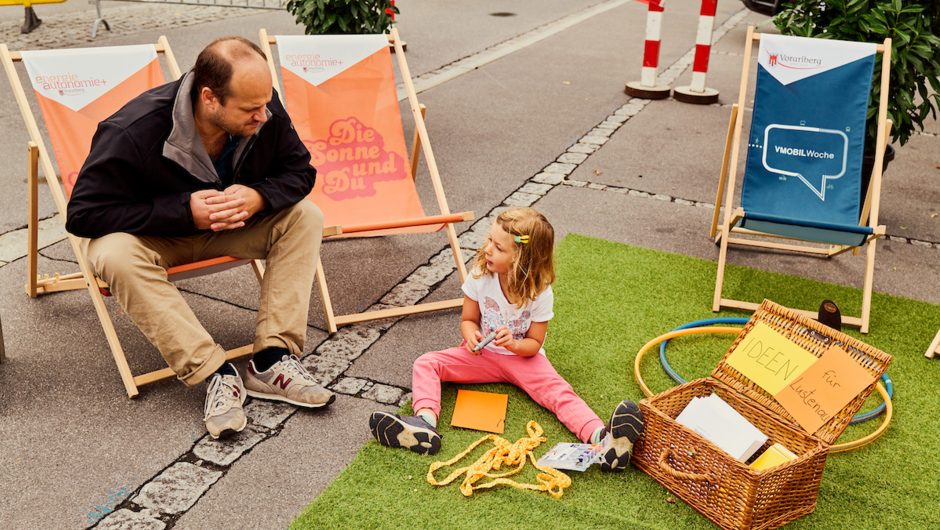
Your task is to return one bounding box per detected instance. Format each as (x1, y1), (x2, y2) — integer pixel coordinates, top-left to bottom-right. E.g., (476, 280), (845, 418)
(66, 37), (334, 439)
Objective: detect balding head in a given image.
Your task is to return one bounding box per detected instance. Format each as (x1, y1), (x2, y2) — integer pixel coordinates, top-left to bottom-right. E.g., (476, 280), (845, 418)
(193, 37), (268, 105)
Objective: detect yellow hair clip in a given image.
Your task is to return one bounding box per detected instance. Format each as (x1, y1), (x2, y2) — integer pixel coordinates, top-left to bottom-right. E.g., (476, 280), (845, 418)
(514, 235), (530, 244)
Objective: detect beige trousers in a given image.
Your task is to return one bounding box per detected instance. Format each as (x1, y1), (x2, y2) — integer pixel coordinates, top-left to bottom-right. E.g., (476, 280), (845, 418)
(81, 200), (324, 387)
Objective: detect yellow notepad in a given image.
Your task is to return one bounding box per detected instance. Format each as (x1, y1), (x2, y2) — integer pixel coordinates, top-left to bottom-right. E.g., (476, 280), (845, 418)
(750, 443), (798, 471)
(450, 390), (508, 434)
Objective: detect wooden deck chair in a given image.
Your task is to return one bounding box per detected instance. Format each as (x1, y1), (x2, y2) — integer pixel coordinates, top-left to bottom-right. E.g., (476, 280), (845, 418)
(1, 40), (338, 397)
(924, 331), (940, 359)
(259, 28), (474, 333)
(710, 28), (892, 334)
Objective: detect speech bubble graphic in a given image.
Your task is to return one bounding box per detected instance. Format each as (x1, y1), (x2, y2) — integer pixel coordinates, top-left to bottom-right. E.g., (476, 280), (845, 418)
(761, 125), (848, 201)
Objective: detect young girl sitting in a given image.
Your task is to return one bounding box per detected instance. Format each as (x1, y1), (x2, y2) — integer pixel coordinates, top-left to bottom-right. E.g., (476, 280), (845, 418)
(369, 207), (644, 472)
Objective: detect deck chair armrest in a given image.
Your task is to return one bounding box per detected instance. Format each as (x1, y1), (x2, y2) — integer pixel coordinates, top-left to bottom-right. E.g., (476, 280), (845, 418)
(338, 212), (473, 235)
(731, 208), (745, 229)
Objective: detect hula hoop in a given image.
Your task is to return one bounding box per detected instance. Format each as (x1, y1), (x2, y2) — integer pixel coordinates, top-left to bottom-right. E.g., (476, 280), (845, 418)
(658, 318), (894, 424)
(634, 328), (893, 453)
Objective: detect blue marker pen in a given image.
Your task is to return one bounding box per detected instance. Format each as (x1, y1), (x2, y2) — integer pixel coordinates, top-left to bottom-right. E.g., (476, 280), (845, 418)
(473, 332), (497, 352)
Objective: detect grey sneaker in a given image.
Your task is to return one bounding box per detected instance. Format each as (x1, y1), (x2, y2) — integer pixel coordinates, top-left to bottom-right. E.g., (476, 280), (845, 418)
(244, 354), (335, 408)
(600, 399), (644, 472)
(369, 412), (441, 455)
(204, 372), (247, 439)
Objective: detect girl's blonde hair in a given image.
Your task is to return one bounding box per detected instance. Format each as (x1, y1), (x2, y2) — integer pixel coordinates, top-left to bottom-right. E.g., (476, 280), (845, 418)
(472, 207), (555, 307)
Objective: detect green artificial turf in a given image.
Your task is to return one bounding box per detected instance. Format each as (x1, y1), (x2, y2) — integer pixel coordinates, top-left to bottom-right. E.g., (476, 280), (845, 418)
(292, 234), (940, 529)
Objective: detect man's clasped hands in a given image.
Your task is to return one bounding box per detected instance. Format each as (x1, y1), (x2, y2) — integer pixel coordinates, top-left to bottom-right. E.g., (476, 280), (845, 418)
(191, 184), (267, 231)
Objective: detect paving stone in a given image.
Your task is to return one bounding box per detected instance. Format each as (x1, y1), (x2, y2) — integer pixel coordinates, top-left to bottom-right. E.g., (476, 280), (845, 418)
(399, 392), (413, 407)
(615, 103), (646, 116)
(609, 187), (628, 194)
(432, 246), (475, 269)
(629, 190), (650, 198)
(566, 143), (597, 154)
(96, 509), (166, 530)
(331, 377), (369, 395)
(409, 259), (454, 289)
(308, 356), (353, 386)
(697, 202), (715, 209)
(381, 280), (431, 307)
(362, 384), (405, 405)
(653, 194), (672, 201)
(133, 463), (222, 515)
(676, 199), (695, 206)
(888, 236), (908, 243)
(459, 218), (496, 249)
(0, 215), (66, 262)
(193, 429), (266, 467)
(606, 114), (628, 124)
(504, 192), (541, 207)
(314, 324), (383, 360)
(519, 182), (553, 195)
(531, 172), (566, 185)
(911, 239), (932, 247)
(587, 183), (606, 190)
(542, 162), (577, 175)
(556, 152), (588, 164)
(244, 399), (296, 430)
(589, 127), (614, 138)
(579, 135), (609, 146)
(458, 230), (486, 250)
(567, 180), (588, 188)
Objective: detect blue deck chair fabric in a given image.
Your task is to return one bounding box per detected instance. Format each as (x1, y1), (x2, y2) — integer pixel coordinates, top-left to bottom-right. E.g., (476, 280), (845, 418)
(738, 35), (877, 246)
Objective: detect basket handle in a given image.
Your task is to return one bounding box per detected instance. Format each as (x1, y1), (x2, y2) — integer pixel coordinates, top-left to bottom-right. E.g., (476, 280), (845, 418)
(658, 448), (715, 483)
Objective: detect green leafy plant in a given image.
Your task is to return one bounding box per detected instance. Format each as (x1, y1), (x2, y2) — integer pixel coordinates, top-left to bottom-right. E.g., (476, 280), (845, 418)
(287, 0), (399, 35)
(774, 0), (940, 151)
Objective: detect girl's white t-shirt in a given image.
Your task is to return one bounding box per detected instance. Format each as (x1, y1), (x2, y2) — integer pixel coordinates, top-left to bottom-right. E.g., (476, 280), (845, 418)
(461, 271), (554, 356)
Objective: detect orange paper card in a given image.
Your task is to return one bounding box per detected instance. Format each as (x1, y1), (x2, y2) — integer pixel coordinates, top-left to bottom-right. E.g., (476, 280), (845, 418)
(774, 345), (877, 433)
(450, 390), (508, 434)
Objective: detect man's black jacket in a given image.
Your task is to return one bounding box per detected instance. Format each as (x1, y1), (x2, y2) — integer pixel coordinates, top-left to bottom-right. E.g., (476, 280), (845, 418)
(66, 73), (316, 239)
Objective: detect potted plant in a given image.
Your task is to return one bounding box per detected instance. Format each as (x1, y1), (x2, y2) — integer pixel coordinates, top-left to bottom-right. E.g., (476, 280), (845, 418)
(773, 0), (940, 178)
(286, 0), (399, 34)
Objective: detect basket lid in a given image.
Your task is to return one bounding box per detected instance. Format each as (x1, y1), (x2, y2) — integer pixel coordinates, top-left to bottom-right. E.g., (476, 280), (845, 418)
(711, 299), (892, 445)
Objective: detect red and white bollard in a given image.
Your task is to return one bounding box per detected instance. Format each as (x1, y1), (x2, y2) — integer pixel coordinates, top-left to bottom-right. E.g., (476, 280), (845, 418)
(673, 0), (719, 104)
(624, 0), (671, 99)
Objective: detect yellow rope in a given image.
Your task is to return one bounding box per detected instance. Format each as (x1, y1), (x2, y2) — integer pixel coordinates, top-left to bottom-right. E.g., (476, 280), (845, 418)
(427, 421), (572, 498)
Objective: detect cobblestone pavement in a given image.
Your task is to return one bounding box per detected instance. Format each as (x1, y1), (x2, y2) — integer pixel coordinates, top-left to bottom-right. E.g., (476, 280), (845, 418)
(1, 2), (266, 51)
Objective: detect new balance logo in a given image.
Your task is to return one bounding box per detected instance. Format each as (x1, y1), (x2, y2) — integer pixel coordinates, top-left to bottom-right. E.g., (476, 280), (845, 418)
(273, 374), (293, 390)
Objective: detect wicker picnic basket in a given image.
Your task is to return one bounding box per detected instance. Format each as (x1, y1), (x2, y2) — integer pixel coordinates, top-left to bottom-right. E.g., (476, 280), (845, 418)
(631, 300), (892, 530)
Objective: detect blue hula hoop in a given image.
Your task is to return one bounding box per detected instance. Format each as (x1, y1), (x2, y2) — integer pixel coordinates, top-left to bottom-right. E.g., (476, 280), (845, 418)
(659, 318), (893, 425)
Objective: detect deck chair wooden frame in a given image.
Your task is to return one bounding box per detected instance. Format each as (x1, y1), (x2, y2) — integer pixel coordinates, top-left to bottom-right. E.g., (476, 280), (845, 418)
(925, 330), (940, 359)
(2, 39), (339, 397)
(260, 28), (473, 333)
(710, 27), (892, 334)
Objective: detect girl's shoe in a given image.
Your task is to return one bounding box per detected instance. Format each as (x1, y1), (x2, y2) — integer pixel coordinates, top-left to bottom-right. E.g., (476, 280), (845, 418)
(369, 412), (442, 455)
(600, 399), (644, 472)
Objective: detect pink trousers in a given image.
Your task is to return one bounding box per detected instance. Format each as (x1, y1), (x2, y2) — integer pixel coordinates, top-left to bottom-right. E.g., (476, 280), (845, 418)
(411, 345), (604, 443)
